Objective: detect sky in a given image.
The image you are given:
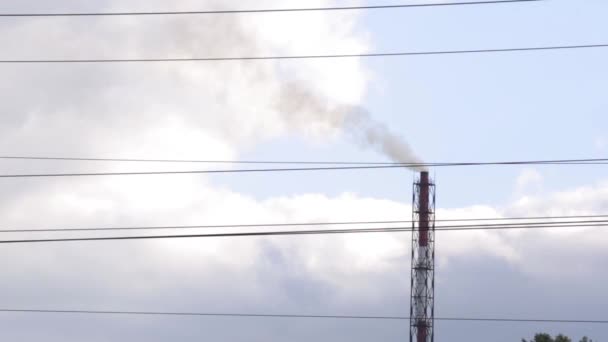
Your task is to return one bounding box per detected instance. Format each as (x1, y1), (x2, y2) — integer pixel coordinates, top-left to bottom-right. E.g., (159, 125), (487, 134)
(0, 0), (607, 341)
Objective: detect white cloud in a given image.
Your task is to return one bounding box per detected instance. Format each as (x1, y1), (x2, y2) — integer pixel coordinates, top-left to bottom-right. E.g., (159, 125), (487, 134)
(514, 167), (543, 197)
(2, 169), (608, 340)
(0, 0), (370, 161)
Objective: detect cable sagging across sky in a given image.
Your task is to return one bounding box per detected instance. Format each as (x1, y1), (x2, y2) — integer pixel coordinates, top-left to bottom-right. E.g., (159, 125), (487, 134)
(3, 214), (608, 234)
(2, 221), (608, 244)
(1, 156), (608, 165)
(1, 157), (608, 178)
(0, 43), (607, 64)
(1, 308), (606, 324)
(0, 1), (542, 17)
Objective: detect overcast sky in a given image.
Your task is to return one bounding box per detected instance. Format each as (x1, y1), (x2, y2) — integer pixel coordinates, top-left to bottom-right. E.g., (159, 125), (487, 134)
(0, 0), (607, 341)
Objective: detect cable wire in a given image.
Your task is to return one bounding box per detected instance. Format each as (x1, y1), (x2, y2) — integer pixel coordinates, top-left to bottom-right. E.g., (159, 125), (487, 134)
(2, 222), (608, 244)
(2, 158), (608, 178)
(0, 308), (404, 320)
(2, 156), (608, 165)
(0, 227), (412, 244)
(1, 308), (606, 324)
(3, 215), (608, 234)
(1, 44), (607, 64)
(437, 317), (608, 324)
(0, 165), (409, 178)
(0, 1), (542, 17)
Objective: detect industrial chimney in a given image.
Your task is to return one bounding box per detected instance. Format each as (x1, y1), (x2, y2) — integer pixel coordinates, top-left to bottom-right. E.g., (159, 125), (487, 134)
(410, 171), (435, 342)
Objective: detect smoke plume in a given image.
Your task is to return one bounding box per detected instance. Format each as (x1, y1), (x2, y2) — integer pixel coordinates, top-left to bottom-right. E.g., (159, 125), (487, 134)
(276, 82), (425, 170)
(345, 110), (425, 170)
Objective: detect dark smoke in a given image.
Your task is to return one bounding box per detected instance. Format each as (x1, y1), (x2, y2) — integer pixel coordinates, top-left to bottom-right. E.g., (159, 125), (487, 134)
(276, 82), (425, 170)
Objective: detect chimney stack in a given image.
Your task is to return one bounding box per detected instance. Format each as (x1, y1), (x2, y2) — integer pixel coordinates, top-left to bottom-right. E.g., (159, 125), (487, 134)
(410, 171), (435, 342)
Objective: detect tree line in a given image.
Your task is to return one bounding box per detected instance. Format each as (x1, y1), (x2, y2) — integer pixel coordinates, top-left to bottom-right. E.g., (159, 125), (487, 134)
(522, 333), (592, 342)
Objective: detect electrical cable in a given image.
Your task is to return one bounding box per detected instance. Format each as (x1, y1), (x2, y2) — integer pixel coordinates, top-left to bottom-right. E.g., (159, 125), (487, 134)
(1, 44), (607, 64)
(1, 222), (608, 244)
(0, 165), (410, 178)
(2, 157), (608, 178)
(0, 226), (413, 244)
(0, 1), (542, 17)
(2, 216), (608, 234)
(0, 308), (606, 324)
(0, 308), (405, 320)
(1, 156), (608, 165)
(438, 317), (608, 324)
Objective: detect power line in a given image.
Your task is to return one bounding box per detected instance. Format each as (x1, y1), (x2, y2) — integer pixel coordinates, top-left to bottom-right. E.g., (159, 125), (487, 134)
(1, 158), (608, 178)
(1, 308), (606, 324)
(433, 214), (608, 222)
(3, 215), (608, 234)
(437, 317), (608, 324)
(0, 227), (412, 244)
(0, 308), (405, 320)
(0, 220), (413, 233)
(0, 165), (408, 178)
(2, 156), (608, 165)
(0, 156), (440, 164)
(1, 222), (608, 244)
(1, 44), (607, 64)
(0, 1), (542, 17)
(434, 221), (608, 231)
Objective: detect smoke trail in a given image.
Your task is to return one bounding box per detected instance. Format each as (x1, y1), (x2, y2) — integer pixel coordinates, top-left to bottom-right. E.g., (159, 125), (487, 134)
(159, 1), (425, 168)
(276, 82), (425, 170)
(345, 109), (425, 170)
